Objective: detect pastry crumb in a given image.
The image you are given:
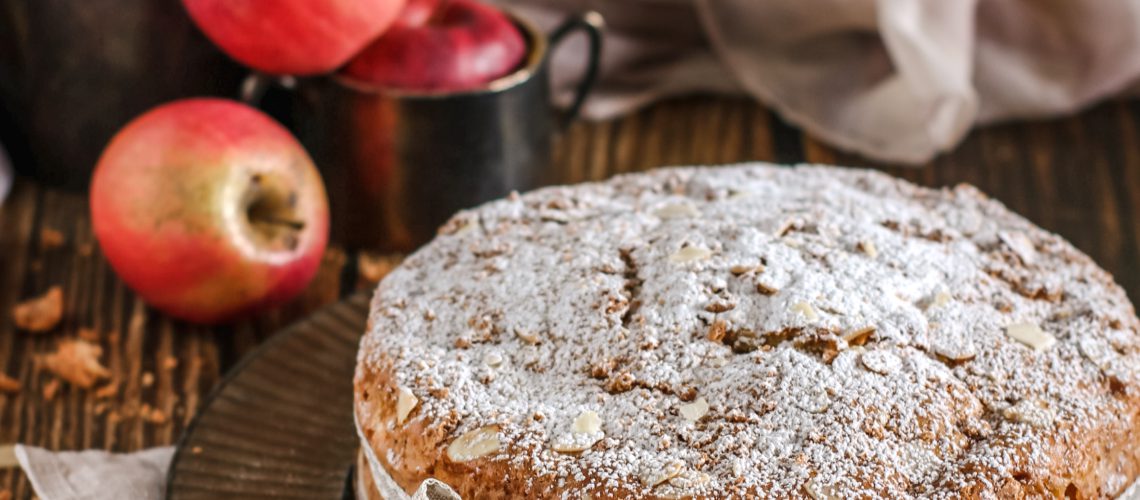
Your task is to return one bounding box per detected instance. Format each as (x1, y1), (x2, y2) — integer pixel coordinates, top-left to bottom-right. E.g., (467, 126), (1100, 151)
(12, 286), (64, 333)
(40, 227), (65, 249)
(0, 373), (19, 394)
(42, 339), (110, 388)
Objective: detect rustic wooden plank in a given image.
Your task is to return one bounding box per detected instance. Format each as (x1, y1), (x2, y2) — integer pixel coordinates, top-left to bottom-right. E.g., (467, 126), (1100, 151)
(746, 104), (776, 162)
(14, 188), (75, 498)
(1111, 100), (1140, 300)
(0, 180), (39, 498)
(802, 135), (838, 165)
(586, 119), (613, 181)
(559, 121), (590, 184)
(662, 100), (694, 166)
(713, 100), (747, 165)
(610, 107), (643, 176)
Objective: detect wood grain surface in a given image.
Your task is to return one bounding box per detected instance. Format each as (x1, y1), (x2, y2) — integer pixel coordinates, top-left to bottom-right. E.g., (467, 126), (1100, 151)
(3, 95), (1140, 498)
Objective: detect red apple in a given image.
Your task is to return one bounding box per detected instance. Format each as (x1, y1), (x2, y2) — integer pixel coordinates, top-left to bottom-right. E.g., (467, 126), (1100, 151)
(341, 0), (527, 92)
(90, 99), (329, 324)
(182, 0), (407, 75)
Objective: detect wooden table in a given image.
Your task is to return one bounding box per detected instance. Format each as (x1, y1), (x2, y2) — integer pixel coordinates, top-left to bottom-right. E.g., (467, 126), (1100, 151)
(3, 95), (1140, 498)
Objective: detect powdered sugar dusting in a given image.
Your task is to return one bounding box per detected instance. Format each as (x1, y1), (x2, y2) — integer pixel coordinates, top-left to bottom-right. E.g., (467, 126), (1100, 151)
(356, 164), (1140, 497)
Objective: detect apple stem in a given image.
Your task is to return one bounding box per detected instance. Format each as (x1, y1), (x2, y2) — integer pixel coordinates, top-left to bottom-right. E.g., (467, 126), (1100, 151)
(253, 216), (306, 231)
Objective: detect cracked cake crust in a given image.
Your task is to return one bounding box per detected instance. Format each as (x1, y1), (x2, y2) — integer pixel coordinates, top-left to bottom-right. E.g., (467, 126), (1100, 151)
(354, 164), (1140, 498)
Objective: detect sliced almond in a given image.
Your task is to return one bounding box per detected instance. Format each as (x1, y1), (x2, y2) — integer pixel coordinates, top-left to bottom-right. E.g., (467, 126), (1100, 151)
(454, 221), (476, 236)
(999, 231), (1038, 265)
(1005, 322), (1055, 351)
(934, 341), (977, 363)
(669, 246), (712, 264)
(653, 203), (700, 220)
(856, 241), (878, 259)
(923, 291), (952, 310)
(776, 219), (797, 237)
(730, 264), (764, 276)
(861, 350), (901, 375)
(1002, 399), (1054, 427)
(446, 425), (501, 462)
(573, 411), (602, 434)
(678, 397), (709, 422)
(705, 302), (735, 313)
(552, 411), (605, 453)
(842, 326), (875, 346)
(395, 387), (418, 425)
(933, 292), (952, 308)
(515, 328), (541, 345)
(756, 283), (779, 296)
(641, 460), (684, 487)
(484, 351), (504, 368)
(791, 302), (819, 321)
(551, 434), (603, 453)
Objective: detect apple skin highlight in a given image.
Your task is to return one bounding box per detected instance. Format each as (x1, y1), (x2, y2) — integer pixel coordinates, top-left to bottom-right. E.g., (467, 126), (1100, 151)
(90, 99), (329, 324)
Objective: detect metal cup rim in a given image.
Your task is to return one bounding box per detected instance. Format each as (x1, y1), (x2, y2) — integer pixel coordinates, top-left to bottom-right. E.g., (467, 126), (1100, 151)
(333, 9), (548, 99)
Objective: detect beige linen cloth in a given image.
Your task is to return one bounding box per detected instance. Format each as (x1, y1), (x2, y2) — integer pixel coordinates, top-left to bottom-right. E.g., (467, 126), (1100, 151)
(496, 0), (1140, 164)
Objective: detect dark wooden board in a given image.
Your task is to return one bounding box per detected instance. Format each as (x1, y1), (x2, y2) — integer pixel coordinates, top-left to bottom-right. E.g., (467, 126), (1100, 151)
(2, 96), (1140, 498)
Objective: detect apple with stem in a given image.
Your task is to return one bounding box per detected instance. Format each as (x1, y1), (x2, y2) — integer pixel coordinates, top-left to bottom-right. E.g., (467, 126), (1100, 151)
(182, 0), (407, 75)
(341, 0), (527, 92)
(90, 99), (329, 324)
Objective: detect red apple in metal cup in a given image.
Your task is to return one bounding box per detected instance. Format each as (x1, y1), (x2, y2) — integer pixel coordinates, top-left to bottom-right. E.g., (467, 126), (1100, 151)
(341, 0), (527, 91)
(182, 0), (407, 75)
(90, 98), (329, 324)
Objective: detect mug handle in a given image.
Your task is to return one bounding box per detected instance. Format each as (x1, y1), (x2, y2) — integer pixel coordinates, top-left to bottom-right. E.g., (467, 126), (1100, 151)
(548, 11), (604, 129)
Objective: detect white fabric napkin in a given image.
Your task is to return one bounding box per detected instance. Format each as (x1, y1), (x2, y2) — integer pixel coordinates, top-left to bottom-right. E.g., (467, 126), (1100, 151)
(5, 445), (174, 500)
(496, 0), (1140, 164)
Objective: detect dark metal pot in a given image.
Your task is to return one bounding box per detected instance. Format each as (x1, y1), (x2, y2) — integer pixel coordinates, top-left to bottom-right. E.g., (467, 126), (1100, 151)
(293, 11), (603, 251)
(0, 0), (245, 190)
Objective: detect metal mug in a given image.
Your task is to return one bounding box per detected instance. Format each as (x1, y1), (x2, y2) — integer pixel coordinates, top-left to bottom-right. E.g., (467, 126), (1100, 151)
(293, 11), (603, 251)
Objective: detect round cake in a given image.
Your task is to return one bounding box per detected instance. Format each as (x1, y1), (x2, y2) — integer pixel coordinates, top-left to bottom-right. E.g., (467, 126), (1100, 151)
(354, 164), (1140, 498)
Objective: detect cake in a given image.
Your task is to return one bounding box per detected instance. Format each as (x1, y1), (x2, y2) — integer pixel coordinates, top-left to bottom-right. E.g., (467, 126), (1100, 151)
(354, 164), (1140, 498)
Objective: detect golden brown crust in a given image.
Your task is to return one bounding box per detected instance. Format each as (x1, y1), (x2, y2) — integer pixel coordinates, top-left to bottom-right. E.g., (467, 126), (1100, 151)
(356, 345), (1140, 499)
(356, 363), (652, 499)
